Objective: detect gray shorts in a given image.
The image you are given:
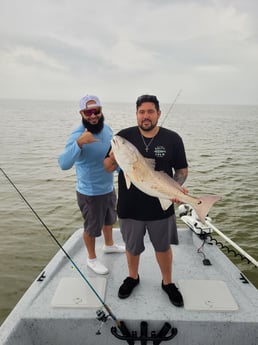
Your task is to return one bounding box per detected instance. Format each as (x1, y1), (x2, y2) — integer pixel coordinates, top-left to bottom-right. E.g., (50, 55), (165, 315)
(77, 190), (117, 237)
(119, 215), (178, 255)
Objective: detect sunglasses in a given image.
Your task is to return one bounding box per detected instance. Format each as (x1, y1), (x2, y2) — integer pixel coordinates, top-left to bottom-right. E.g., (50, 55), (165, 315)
(83, 107), (102, 117)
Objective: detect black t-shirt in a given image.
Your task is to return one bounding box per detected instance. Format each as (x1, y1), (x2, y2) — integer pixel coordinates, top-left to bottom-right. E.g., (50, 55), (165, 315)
(116, 126), (188, 221)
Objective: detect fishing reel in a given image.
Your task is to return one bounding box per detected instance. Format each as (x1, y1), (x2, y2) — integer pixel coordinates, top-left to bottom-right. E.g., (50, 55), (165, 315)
(95, 309), (110, 335)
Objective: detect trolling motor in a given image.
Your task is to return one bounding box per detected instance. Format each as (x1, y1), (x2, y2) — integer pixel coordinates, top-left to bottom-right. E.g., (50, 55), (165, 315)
(179, 204), (213, 265)
(96, 310), (177, 344)
(179, 204), (258, 268)
(178, 204), (212, 236)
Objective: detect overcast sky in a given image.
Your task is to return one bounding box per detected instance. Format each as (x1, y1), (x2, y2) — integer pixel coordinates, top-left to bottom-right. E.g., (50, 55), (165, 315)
(0, 0), (258, 104)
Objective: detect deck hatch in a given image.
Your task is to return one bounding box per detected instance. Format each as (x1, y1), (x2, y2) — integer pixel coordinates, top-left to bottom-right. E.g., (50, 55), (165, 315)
(51, 277), (107, 308)
(178, 280), (238, 311)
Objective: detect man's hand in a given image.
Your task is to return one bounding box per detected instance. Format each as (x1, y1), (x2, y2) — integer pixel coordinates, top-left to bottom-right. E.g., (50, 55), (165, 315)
(104, 150), (118, 172)
(108, 151), (116, 163)
(170, 186), (189, 204)
(77, 131), (99, 148)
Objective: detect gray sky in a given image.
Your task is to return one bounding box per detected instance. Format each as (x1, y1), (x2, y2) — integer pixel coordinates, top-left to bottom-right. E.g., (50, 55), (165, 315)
(0, 0), (258, 104)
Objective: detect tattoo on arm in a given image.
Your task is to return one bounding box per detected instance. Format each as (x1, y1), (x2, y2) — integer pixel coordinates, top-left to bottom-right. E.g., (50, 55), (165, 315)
(174, 169), (188, 186)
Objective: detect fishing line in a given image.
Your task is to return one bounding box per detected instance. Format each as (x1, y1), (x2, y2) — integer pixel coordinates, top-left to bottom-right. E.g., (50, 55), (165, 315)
(0, 167), (120, 327)
(160, 89), (182, 127)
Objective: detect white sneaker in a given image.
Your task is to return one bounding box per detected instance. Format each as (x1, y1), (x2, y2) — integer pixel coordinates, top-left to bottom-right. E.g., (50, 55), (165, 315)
(87, 259), (109, 275)
(103, 244), (125, 254)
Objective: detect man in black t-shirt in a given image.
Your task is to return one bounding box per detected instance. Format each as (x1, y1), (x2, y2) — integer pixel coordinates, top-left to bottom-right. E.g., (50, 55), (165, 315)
(104, 95), (188, 307)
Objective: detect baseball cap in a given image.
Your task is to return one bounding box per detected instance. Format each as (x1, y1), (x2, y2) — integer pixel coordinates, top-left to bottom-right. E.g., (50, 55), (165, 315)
(79, 95), (102, 111)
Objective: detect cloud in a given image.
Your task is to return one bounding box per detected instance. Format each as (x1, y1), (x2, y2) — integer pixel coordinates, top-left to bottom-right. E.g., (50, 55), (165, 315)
(0, 0), (257, 104)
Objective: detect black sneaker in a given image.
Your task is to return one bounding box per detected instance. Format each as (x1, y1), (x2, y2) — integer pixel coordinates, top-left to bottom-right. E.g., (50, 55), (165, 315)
(161, 281), (184, 307)
(118, 276), (140, 299)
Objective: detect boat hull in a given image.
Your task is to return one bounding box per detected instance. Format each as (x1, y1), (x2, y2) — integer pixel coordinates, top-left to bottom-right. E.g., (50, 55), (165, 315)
(0, 228), (258, 345)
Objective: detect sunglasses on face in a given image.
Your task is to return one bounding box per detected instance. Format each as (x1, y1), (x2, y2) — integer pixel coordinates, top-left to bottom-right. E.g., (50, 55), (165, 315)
(83, 107), (102, 117)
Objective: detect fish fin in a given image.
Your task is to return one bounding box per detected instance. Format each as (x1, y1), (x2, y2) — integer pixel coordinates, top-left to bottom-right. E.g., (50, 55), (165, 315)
(158, 198), (173, 210)
(193, 195), (221, 223)
(124, 174), (132, 189)
(144, 158), (156, 169)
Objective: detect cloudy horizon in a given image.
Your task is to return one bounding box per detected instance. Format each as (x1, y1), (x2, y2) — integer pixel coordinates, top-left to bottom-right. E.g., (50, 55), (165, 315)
(0, 0), (258, 105)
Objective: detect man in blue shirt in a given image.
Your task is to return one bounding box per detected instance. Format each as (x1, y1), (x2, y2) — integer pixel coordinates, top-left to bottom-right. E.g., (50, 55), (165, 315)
(58, 94), (124, 274)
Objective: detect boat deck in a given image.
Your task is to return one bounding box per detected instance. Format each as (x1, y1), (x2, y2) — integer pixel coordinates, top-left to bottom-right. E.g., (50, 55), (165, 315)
(0, 227), (258, 345)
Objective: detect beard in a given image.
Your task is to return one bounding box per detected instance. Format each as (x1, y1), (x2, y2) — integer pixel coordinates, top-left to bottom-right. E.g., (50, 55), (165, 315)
(139, 119), (158, 132)
(82, 114), (104, 134)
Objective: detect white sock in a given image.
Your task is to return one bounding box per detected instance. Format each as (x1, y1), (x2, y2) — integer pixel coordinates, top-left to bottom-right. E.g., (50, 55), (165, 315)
(88, 258), (97, 263)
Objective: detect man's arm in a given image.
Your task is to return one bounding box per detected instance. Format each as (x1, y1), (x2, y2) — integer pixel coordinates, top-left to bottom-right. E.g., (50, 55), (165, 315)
(174, 167), (188, 186)
(170, 167), (188, 204)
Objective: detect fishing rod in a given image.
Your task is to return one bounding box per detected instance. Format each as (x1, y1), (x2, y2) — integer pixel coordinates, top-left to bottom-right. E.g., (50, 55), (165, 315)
(160, 89), (182, 127)
(0, 167), (120, 328)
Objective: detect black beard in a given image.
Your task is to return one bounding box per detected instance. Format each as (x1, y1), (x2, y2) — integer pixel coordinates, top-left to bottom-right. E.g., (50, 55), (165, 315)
(82, 115), (104, 134)
(140, 124), (156, 132)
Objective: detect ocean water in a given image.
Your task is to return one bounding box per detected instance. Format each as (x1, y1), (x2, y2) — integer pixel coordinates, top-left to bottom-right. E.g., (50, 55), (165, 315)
(0, 99), (257, 325)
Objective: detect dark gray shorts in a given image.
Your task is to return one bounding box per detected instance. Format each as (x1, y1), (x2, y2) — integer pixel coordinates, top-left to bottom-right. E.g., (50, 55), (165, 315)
(77, 190), (117, 237)
(119, 215), (178, 255)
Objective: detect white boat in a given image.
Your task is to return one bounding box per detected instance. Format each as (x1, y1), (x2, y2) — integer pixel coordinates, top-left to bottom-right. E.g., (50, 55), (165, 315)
(0, 206), (257, 345)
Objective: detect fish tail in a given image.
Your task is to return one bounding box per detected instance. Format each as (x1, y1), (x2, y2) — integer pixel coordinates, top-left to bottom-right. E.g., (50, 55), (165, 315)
(192, 195), (220, 223)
